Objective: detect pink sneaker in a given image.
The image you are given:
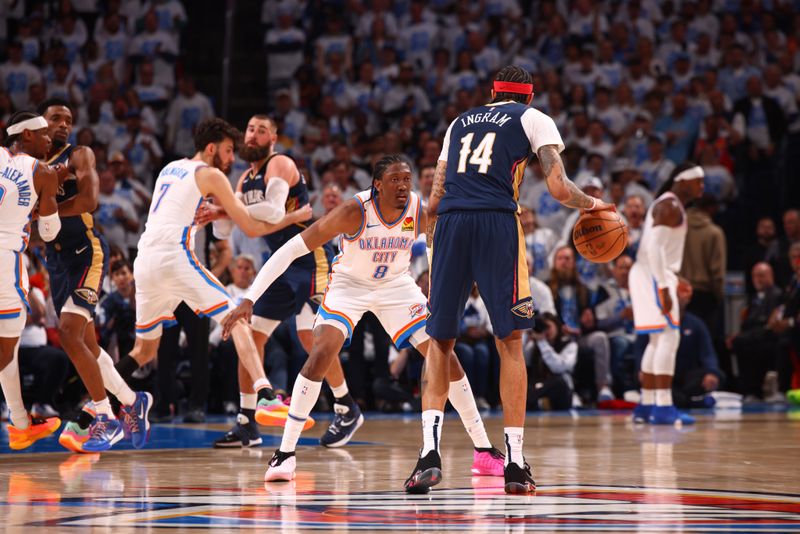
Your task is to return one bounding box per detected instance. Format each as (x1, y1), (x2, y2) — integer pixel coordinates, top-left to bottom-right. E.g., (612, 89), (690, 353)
(471, 447), (505, 477)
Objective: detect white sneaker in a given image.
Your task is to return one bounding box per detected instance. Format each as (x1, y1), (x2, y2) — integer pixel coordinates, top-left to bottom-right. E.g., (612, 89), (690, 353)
(598, 386), (614, 402)
(32, 403), (59, 418)
(264, 450), (296, 482)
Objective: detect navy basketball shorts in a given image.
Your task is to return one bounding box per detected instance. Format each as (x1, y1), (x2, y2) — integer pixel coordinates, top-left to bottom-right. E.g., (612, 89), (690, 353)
(426, 210), (535, 340)
(46, 231), (109, 320)
(252, 245), (332, 335)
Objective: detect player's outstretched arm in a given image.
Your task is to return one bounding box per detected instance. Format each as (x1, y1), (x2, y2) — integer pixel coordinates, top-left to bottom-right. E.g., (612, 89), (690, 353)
(537, 144), (612, 211)
(220, 199), (363, 339)
(197, 167), (298, 238)
(33, 162), (61, 241)
(57, 146), (99, 217)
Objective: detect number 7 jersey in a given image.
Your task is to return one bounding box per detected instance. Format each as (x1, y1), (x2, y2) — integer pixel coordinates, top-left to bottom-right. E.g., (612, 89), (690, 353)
(438, 101), (565, 214)
(332, 190), (422, 285)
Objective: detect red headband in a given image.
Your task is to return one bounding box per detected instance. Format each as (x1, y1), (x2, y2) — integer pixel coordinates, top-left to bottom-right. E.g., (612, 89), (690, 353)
(493, 81), (533, 95)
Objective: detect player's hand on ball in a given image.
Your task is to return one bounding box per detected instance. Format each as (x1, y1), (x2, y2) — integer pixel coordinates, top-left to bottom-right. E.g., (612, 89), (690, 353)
(658, 288), (673, 318)
(221, 299), (254, 340)
(581, 199), (616, 214)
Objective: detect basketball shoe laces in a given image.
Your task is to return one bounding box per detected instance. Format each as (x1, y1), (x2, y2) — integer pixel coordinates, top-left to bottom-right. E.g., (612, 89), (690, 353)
(122, 407), (140, 435)
(89, 418), (109, 440)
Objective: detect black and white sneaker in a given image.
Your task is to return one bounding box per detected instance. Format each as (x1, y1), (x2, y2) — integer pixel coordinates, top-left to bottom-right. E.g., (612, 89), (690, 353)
(320, 402), (365, 448)
(504, 460), (536, 494)
(213, 414), (262, 448)
(264, 449), (296, 482)
(404, 450), (442, 494)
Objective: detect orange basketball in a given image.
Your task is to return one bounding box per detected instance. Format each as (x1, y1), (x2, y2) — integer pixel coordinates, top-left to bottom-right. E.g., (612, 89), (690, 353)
(572, 209), (628, 263)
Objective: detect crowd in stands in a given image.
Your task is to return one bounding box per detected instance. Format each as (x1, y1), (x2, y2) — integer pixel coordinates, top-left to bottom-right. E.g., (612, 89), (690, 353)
(2, 0), (800, 421)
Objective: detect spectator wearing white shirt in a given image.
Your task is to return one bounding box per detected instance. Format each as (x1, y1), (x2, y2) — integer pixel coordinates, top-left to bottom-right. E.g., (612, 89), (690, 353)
(0, 41), (42, 109)
(400, 0), (438, 71)
(636, 133), (675, 191)
(141, 0), (188, 44)
(53, 13), (88, 62)
(95, 168), (140, 256)
(129, 9), (179, 89)
(108, 108), (163, 187)
(264, 9), (306, 90)
(96, 13), (129, 82)
(166, 76), (214, 157)
(524, 312), (578, 411)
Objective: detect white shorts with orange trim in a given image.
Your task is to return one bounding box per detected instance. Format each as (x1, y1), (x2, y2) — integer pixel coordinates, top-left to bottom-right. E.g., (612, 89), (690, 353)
(133, 246), (234, 339)
(0, 250), (29, 338)
(315, 273), (428, 349)
(629, 262), (680, 334)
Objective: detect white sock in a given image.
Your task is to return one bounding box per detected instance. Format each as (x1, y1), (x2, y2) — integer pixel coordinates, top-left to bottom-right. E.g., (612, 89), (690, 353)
(94, 397), (116, 419)
(504, 427), (524, 467)
(0, 340), (28, 429)
(331, 381), (349, 399)
(655, 388), (673, 407)
(240, 392), (257, 411)
(448, 376), (491, 449)
(279, 374), (321, 453)
(421, 409), (443, 456)
(97, 349), (136, 406)
(642, 389), (655, 405)
(253, 377), (272, 392)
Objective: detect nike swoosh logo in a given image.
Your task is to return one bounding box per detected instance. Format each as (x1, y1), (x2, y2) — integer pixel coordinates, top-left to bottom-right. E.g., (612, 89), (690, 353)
(138, 402), (145, 420)
(366, 223), (381, 229)
(340, 418), (355, 427)
(75, 246), (89, 254)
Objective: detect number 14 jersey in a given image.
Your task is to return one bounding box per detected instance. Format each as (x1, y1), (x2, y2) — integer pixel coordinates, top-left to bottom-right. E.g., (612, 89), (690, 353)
(438, 101), (565, 214)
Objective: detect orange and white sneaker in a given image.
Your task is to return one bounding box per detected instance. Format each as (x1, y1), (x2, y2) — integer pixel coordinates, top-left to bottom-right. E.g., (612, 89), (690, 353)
(255, 397), (314, 430)
(8, 416), (61, 450)
(58, 421), (91, 453)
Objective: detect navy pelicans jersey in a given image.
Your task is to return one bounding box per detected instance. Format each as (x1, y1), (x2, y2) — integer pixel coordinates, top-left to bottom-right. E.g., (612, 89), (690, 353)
(240, 153), (315, 270)
(438, 101), (565, 214)
(47, 144), (94, 244)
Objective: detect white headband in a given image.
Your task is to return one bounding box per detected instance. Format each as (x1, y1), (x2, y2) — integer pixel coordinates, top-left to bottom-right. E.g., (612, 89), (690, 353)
(6, 116), (48, 136)
(674, 165), (704, 182)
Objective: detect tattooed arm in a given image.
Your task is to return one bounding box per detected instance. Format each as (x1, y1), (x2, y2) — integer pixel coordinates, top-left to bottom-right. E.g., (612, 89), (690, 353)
(424, 160), (447, 247)
(537, 144), (613, 211)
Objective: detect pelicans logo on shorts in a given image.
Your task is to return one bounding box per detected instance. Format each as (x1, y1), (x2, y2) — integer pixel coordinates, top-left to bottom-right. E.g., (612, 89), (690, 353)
(409, 303), (425, 318)
(401, 217), (414, 232)
(74, 288), (99, 305)
(511, 299), (534, 319)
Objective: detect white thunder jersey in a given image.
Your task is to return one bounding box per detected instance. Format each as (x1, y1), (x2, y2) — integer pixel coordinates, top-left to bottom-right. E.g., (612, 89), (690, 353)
(139, 158), (208, 250)
(636, 191), (687, 275)
(0, 147), (38, 252)
(334, 190), (422, 284)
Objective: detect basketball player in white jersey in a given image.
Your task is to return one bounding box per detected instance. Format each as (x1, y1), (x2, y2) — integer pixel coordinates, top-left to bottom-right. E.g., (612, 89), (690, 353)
(0, 112), (62, 449)
(629, 162), (704, 425)
(222, 155), (506, 482)
(122, 118), (310, 426)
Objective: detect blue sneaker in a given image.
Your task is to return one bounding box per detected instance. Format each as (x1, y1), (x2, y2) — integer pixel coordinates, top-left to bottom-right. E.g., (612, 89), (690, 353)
(120, 392), (153, 449)
(82, 415), (125, 452)
(632, 404), (653, 423)
(320, 403), (364, 448)
(649, 405), (696, 426)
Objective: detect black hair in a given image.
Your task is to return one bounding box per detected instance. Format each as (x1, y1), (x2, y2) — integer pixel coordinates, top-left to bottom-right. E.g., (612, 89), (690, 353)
(3, 110), (39, 147)
(37, 97), (72, 116)
(110, 259), (133, 274)
(656, 160), (700, 197)
(370, 154), (410, 200)
(193, 118), (242, 153)
(491, 65), (533, 105)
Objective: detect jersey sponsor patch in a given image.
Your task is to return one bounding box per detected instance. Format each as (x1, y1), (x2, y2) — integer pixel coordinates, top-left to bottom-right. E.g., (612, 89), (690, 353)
(511, 299), (534, 319)
(74, 287), (99, 305)
(402, 217), (414, 232)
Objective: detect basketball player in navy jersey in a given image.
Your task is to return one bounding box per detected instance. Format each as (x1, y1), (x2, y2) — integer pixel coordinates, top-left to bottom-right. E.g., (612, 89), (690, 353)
(404, 66), (614, 494)
(37, 98), (151, 453)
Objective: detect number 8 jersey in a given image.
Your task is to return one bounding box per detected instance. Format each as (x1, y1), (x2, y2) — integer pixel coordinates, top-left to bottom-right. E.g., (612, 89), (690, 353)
(331, 189), (422, 285)
(438, 101), (564, 214)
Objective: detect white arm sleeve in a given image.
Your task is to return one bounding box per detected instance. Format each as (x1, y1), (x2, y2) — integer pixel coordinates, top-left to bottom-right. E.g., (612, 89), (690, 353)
(38, 212), (61, 242)
(245, 234), (310, 302)
(212, 218), (234, 239)
(522, 108), (565, 153)
(246, 177), (290, 223)
(648, 225), (672, 288)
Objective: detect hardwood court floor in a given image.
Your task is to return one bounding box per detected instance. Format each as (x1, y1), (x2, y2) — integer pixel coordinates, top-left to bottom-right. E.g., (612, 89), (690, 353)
(1, 409), (800, 532)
